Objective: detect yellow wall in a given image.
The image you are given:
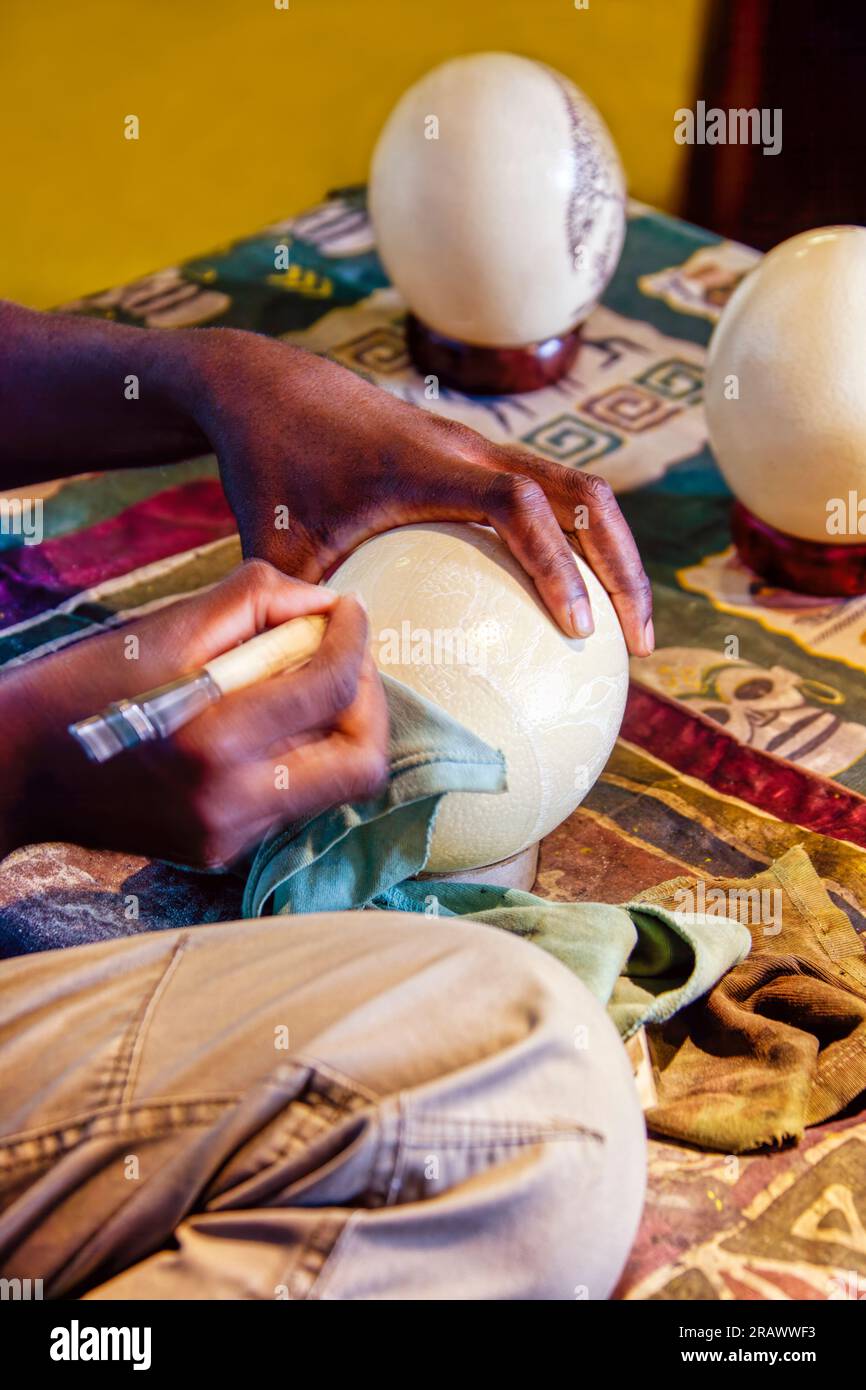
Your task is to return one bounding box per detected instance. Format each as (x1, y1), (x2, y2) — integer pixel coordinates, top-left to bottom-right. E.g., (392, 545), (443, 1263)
(2, 0), (708, 309)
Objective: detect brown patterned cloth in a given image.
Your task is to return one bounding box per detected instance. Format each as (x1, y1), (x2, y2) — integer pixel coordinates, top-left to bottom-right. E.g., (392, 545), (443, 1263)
(639, 846), (866, 1152)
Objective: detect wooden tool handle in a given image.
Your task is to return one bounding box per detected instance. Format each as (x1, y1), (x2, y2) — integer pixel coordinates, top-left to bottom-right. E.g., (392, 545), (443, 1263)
(204, 614), (327, 696)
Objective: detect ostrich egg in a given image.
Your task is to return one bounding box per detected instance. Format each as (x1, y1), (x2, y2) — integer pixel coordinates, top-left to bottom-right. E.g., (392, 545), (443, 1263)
(705, 226), (866, 544)
(329, 523), (629, 873)
(368, 52), (626, 349)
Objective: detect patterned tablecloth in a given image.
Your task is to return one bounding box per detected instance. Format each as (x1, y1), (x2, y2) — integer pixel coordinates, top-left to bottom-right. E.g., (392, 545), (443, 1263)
(2, 189), (866, 1302)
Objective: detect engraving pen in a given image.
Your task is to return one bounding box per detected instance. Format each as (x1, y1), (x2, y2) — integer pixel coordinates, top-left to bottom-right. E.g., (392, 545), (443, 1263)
(69, 613), (327, 764)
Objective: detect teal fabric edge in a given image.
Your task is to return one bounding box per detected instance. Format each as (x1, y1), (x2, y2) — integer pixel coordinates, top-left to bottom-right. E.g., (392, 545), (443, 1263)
(242, 673), (507, 918)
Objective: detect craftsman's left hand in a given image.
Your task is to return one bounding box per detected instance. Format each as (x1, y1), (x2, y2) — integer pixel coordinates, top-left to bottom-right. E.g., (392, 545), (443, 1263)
(194, 332), (654, 656)
(0, 301), (653, 656)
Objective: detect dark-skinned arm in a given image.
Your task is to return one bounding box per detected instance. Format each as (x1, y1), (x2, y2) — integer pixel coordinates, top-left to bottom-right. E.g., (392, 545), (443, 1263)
(0, 299), (653, 652)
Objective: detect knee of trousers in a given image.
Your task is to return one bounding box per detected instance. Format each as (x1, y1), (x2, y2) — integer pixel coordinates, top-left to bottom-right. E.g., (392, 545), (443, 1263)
(456, 919), (647, 1301)
(0, 911), (645, 1301)
(324, 912), (648, 1302)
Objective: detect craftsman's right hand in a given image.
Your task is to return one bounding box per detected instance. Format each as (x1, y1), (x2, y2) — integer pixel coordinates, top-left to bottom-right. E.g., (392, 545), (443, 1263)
(0, 560), (389, 867)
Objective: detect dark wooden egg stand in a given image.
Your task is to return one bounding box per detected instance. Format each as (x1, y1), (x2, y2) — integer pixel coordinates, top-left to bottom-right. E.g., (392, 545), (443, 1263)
(406, 313), (581, 395)
(732, 502), (866, 597)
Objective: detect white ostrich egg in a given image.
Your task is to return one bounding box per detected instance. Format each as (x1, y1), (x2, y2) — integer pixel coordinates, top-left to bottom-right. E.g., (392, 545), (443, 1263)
(705, 226), (866, 543)
(329, 523), (628, 873)
(368, 52), (626, 348)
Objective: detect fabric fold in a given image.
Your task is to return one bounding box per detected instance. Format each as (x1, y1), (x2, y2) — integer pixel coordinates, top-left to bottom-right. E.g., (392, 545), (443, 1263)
(244, 678), (866, 1145)
(375, 879), (750, 1040)
(244, 676), (750, 1053)
(244, 676), (866, 1151)
(633, 845), (866, 1151)
(243, 674), (507, 918)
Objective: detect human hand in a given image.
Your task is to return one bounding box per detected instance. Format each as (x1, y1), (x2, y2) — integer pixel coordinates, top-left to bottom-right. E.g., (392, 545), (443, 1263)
(0, 303), (652, 655)
(192, 332), (654, 655)
(0, 561), (388, 867)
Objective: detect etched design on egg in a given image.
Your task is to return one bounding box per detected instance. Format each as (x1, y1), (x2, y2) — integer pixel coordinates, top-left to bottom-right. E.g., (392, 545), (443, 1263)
(539, 65), (627, 318)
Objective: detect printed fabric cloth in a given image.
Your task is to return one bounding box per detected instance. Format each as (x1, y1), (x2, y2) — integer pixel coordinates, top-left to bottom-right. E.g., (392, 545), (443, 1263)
(244, 673), (751, 1044)
(246, 678), (866, 1152)
(1, 187), (864, 1290)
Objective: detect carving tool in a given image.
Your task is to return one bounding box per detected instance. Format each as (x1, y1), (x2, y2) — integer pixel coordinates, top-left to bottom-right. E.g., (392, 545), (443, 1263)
(70, 614), (326, 763)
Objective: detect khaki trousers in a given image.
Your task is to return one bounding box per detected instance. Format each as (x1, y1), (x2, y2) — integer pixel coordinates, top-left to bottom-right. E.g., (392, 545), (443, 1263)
(0, 911), (645, 1300)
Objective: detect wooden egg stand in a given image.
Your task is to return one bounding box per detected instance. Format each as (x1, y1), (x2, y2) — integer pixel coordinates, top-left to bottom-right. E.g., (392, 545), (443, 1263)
(407, 314), (581, 395)
(414, 842), (540, 892)
(732, 501), (866, 597)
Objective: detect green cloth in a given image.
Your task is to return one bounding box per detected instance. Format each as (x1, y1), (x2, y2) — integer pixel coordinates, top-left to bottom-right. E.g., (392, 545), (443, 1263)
(635, 848), (866, 1151)
(244, 677), (750, 1039)
(244, 674), (507, 918)
(378, 878), (750, 1039)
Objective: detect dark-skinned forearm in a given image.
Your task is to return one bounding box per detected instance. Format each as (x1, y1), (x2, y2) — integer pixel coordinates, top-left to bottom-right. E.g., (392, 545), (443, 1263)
(0, 300), (223, 487)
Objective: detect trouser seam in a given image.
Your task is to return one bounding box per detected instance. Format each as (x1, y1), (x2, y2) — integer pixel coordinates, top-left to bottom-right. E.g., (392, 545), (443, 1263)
(272, 1097), (403, 1297)
(0, 1097), (235, 1185)
(290, 1052), (382, 1105)
(384, 1096), (408, 1206)
(302, 1211), (363, 1301)
(120, 933), (189, 1108)
(233, 1078), (371, 1176)
(268, 1086), (391, 1298)
(90, 933), (189, 1115)
(198, 1064), (380, 1216)
(281, 1215), (347, 1300)
(402, 1118), (606, 1147)
(305, 1122), (608, 1299)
